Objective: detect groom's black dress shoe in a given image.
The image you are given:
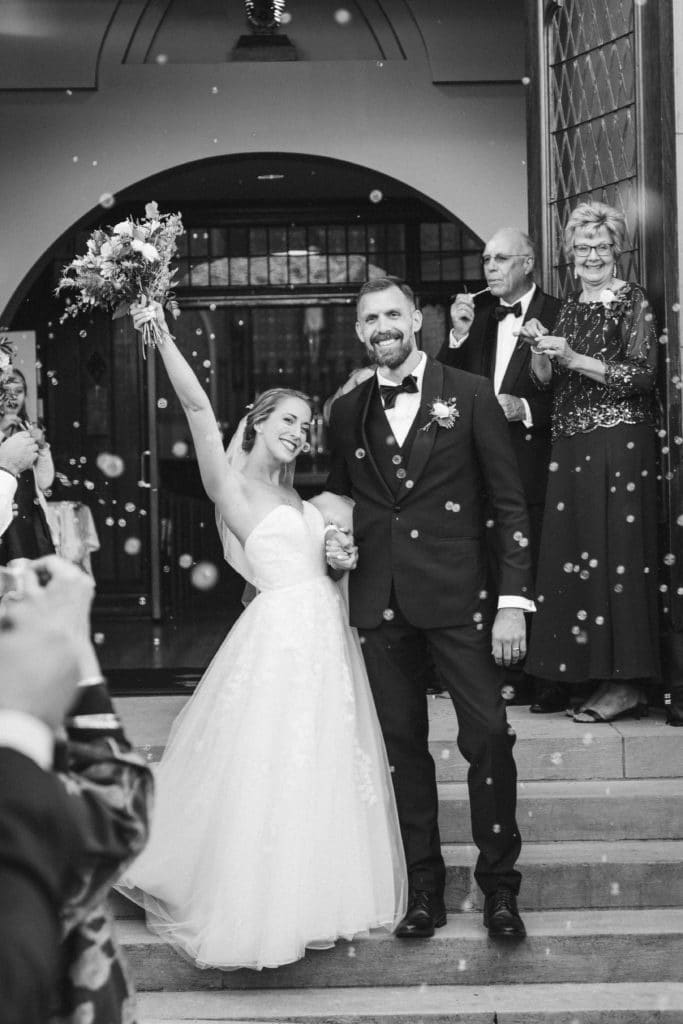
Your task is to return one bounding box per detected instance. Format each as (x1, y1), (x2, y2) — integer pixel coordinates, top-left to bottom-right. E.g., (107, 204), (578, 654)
(483, 887), (526, 940)
(395, 890), (447, 938)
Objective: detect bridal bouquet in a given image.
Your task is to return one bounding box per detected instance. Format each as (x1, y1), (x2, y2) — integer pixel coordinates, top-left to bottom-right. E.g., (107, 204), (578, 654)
(56, 201), (184, 349)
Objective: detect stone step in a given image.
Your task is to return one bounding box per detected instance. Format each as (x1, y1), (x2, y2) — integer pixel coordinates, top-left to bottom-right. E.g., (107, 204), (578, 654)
(115, 698), (683, 783)
(439, 778), (683, 842)
(118, 909), (683, 990)
(136, 981), (683, 1023)
(443, 839), (683, 911)
(111, 838), (683, 921)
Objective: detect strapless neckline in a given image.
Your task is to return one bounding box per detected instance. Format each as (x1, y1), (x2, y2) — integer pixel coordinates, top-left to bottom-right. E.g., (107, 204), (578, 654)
(244, 500), (317, 551)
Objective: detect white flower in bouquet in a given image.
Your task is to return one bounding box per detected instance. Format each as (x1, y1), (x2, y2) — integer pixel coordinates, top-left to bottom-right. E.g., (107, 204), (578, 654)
(56, 200), (184, 350)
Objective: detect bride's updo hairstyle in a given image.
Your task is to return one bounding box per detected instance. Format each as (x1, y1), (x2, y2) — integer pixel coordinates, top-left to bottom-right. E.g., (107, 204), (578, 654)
(241, 388), (311, 453)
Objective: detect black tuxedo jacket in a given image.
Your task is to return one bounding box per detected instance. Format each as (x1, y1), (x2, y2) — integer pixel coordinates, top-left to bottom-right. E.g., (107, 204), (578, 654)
(327, 358), (533, 629)
(0, 747), (83, 1024)
(436, 287), (561, 506)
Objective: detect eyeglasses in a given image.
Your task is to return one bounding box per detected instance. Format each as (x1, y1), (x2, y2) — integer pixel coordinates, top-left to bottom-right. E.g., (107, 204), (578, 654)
(481, 253), (529, 267)
(573, 242), (614, 257)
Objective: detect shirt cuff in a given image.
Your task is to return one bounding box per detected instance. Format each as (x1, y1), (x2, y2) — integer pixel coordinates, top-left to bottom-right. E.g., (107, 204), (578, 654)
(448, 328), (469, 349)
(497, 595), (536, 613)
(0, 710), (54, 770)
(521, 398), (533, 428)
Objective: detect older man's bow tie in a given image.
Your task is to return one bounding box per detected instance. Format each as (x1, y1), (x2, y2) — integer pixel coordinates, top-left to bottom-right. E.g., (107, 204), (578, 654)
(493, 302), (522, 321)
(379, 374), (419, 409)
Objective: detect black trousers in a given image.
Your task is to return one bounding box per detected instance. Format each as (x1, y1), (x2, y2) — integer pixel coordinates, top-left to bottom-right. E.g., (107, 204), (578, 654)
(360, 602), (522, 899)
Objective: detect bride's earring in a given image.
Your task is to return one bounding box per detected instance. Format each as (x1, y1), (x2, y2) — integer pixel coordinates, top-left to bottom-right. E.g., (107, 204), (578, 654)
(301, 442), (311, 454)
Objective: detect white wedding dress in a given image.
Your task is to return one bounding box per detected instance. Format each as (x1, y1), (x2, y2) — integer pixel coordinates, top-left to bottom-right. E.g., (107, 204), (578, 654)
(118, 500), (407, 970)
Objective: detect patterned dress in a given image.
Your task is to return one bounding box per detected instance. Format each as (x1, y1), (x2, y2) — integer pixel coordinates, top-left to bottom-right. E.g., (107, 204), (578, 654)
(526, 283), (660, 685)
(51, 682), (153, 1024)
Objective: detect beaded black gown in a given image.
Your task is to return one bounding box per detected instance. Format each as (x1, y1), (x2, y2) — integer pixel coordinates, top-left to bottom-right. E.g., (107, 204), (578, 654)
(526, 283), (660, 685)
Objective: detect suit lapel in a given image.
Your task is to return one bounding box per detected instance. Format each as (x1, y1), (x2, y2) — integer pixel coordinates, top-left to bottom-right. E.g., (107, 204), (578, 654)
(357, 377), (396, 501)
(498, 287), (543, 393)
(396, 358), (443, 499)
(499, 335), (529, 393)
(481, 313), (497, 380)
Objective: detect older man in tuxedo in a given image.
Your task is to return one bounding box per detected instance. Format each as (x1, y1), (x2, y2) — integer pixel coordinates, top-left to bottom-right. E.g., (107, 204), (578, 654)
(438, 229), (561, 712)
(327, 276), (533, 941)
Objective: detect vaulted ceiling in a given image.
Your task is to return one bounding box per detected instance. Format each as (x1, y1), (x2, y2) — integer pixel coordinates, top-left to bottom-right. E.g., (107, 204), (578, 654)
(0, 0), (525, 90)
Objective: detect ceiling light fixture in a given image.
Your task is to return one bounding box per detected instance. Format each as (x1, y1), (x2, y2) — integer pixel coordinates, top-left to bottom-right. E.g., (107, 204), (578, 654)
(245, 0), (286, 32)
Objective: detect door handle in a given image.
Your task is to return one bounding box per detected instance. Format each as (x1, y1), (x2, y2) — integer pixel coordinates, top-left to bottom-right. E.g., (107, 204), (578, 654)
(139, 449), (151, 488)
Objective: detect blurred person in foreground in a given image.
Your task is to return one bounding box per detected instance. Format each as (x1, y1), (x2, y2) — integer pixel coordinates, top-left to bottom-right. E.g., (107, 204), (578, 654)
(520, 201), (660, 723)
(0, 555), (153, 1023)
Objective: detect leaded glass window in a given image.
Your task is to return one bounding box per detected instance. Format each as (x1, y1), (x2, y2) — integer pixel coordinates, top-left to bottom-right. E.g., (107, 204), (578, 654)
(546, 0), (640, 295)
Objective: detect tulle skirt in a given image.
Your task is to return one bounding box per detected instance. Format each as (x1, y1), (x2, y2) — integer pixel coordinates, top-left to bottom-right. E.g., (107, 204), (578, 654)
(118, 576), (407, 970)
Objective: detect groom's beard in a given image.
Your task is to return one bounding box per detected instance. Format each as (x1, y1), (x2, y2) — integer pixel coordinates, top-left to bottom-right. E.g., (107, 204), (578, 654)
(369, 330), (413, 370)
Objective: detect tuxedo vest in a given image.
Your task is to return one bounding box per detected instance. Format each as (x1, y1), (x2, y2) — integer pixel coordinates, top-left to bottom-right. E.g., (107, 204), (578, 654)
(364, 383), (420, 496)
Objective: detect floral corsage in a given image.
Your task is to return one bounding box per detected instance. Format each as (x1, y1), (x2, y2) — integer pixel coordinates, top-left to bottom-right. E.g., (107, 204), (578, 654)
(598, 285), (630, 319)
(421, 397), (459, 432)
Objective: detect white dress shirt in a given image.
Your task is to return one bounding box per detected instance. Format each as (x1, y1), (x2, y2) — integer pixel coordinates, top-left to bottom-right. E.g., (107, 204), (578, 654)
(449, 284), (537, 428)
(376, 351), (427, 447)
(0, 710), (54, 770)
(375, 354), (534, 613)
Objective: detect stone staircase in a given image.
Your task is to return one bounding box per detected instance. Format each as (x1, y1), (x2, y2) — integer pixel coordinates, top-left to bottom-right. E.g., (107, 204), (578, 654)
(114, 696), (683, 1023)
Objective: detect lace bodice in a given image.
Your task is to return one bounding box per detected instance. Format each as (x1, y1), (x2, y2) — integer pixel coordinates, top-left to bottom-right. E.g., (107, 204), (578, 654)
(540, 283), (658, 441)
(243, 501), (327, 592)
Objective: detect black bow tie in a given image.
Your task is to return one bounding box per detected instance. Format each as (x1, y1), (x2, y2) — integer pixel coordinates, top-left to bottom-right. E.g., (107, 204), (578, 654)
(379, 374), (419, 409)
(493, 302), (522, 321)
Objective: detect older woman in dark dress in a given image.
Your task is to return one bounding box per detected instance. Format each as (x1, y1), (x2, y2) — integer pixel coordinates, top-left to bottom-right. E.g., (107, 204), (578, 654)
(522, 201), (659, 723)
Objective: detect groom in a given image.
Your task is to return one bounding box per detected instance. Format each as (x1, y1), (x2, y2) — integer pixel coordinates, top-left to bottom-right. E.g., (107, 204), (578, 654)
(327, 277), (533, 941)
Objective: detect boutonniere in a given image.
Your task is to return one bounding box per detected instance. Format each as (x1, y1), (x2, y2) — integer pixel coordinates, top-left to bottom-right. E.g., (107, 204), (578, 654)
(421, 396), (459, 432)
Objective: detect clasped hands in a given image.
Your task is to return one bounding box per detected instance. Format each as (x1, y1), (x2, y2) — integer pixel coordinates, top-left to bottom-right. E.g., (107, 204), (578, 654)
(324, 524), (358, 573)
(516, 318), (575, 367)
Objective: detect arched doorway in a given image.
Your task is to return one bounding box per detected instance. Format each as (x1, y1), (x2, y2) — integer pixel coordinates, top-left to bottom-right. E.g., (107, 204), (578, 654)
(9, 152), (486, 691)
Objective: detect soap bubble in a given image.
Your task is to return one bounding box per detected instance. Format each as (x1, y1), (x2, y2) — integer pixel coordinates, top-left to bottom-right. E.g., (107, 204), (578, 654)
(190, 561), (219, 590)
(96, 452), (125, 478)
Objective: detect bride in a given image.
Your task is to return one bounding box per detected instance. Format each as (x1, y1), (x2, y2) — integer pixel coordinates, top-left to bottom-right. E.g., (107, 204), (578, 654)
(117, 301), (407, 970)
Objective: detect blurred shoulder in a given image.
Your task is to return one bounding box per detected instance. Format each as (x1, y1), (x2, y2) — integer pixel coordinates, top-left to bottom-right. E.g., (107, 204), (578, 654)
(329, 373), (375, 419)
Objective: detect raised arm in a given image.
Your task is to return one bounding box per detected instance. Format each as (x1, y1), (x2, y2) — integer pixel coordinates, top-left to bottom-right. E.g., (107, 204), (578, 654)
(132, 301), (227, 503)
